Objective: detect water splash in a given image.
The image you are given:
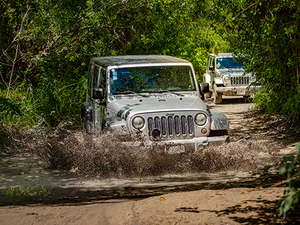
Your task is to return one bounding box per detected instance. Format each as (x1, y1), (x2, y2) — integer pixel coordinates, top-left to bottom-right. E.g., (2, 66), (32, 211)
(39, 129), (280, 178)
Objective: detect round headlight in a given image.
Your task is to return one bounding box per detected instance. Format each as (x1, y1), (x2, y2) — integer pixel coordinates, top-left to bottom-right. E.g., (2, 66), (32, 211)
(224, 76), (230, 82)
(195, 113), (207, 126)
(132, 116), (145, 129)
(223, 76), (230, 86)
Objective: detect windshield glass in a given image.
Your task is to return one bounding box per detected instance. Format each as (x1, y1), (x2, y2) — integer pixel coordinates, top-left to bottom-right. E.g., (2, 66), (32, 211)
(109, 66), (196, 95)
(216, 57), (244, 69)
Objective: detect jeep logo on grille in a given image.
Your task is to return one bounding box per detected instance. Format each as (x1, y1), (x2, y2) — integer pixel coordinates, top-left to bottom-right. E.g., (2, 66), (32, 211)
(165, 113), (175, 117)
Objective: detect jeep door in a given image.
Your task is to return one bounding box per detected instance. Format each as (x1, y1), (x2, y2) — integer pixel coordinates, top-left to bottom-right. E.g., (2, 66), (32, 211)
(83, 62), (107, 133)
(205, 55), (215, 90)
(97, 67), (107, 132)
(92, 65), (107, 133)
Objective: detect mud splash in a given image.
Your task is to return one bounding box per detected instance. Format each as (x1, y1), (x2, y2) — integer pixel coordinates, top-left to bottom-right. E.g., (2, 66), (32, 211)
(38, 129), (281, 179)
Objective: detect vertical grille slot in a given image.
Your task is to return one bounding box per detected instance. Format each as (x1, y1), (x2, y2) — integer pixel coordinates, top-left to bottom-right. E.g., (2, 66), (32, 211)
(174, 116), (180, 136)
(181, 116), (187, 136)
(148, 117), (153, 136)
(161, 116), (167, 136)
(168, 116), (174, 136)
(187, 115), (194, 135)
(147, 114), (194, 137)
(154, 116), (161, 129)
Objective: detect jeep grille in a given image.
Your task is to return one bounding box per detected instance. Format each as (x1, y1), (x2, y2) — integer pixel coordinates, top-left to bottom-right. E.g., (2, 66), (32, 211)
(230, 76), (250, 86)
(148, 115), (194, 137)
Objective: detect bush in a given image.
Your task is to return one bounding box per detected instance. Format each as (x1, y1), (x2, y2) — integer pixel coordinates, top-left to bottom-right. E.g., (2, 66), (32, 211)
(252, 87), (285, 114)
(278, 145), (300, 218)
(0, 96), (22, 120)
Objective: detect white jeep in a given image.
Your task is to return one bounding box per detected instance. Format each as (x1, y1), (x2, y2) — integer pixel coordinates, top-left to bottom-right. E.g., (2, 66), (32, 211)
(203, 53), (260, 104)
(81, 55), (229, 152)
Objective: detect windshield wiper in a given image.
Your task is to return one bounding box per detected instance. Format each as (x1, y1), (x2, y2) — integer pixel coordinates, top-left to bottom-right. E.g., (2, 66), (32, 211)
(114, 91), (149, 97)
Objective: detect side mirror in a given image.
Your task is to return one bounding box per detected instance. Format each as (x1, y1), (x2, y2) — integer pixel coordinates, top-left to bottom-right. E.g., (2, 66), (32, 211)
(199, 83), (209, 94)
(209, 66), (214, 71)
(93, 88), (104, 100)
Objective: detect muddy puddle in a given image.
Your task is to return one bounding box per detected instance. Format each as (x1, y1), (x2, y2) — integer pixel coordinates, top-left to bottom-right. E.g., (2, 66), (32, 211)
(0, 132), (275, 190)
(0, 99), (298, 204)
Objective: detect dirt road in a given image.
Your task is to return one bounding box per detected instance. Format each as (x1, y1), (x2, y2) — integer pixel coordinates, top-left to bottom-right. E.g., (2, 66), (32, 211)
(0, 97), (299, 224)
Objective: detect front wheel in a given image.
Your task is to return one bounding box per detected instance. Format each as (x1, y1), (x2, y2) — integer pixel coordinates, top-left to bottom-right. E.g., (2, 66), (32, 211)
(81, 118), (87, 135)
(201, 93), (205, 100)
(81, 108), (93, 134)
(243, 96), (251, 103)
(213, 84), (222, 104)
(205, 91), (212, 98)
(81, 109), (88, 134)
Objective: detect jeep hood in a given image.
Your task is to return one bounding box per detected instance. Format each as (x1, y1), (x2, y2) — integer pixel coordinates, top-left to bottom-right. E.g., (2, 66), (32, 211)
(217, 68), (251, 77)
(108, 94), (208, 118)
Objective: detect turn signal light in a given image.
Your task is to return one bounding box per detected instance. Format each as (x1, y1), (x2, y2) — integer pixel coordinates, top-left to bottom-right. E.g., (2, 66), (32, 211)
(201, 128), (207, 134)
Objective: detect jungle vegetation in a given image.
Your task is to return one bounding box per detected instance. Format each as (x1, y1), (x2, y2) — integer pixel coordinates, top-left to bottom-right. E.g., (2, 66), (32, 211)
(0, 0), (229, 127)
(1, 0), (298, 127)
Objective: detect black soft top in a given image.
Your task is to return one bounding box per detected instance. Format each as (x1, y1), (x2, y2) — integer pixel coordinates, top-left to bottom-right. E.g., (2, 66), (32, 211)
(91, 55), (190, 67)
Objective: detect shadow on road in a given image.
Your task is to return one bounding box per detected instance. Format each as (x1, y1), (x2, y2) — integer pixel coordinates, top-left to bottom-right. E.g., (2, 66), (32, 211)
(209, 198), (300, 225)
(0, 173), (284, 206)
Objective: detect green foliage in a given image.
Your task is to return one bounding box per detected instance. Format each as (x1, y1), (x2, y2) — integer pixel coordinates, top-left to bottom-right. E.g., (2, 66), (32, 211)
(1, 0), (299, 127)
(33, 58), (87, 124)
(252, 87), (285, 114)
(281, 93), (300, 123)
(278, 145), (300, 218)
(1, 82), (39, 127)
(1, 0), (229, 127)
(1, 186), (50, 197)
(0, 96), (22, 120)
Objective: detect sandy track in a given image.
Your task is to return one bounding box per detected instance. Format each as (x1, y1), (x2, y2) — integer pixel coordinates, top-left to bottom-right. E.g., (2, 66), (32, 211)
(0, 186), (290, 225)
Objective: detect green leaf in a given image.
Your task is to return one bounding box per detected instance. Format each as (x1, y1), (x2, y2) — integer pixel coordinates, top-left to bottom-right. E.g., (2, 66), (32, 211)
(280, 195), (294, 218)
(279, 166), (287, 175)
(296, 145), (300, 154)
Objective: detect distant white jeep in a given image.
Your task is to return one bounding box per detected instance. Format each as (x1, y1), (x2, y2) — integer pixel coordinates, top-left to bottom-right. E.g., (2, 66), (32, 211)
(203, 53), (260, 104)
(81, 55), (229, 153)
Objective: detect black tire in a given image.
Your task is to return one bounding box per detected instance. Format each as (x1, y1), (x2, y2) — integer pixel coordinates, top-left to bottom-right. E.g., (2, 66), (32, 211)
(81, 109), (87, 134)
(201, 93), (205, 100)
(205, 91), (212, 98)
(209, 130), (228, 136)
(213, 84), (222, 104)
(81, 108), (93, 134)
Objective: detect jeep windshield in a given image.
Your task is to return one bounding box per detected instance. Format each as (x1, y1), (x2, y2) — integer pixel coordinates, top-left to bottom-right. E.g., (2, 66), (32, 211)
(216, 57), (244, 69)
(110, 66), (196, 95)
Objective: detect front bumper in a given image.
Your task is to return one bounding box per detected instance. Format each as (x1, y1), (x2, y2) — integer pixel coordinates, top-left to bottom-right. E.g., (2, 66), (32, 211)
(216, 86), (261, 96)
(165, 135), (230, 153)
(122, 135), (230, 153)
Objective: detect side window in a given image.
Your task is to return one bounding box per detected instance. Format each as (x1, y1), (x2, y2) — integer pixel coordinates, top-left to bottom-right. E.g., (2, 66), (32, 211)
(206, 57), (211, 72)
(87, 62), (94, 97)
(209, 56), (215, 70)
(93, 65), (100, 88)
(100, 68), (107, 99)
